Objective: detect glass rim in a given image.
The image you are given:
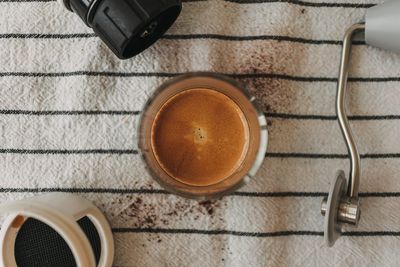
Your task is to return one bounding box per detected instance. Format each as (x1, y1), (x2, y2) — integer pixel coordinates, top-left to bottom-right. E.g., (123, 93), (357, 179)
(137, 72), (268, 199)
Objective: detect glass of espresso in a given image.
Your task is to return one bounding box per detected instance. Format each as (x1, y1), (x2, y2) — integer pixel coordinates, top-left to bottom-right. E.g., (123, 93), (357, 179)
(138, 73), (268, 199)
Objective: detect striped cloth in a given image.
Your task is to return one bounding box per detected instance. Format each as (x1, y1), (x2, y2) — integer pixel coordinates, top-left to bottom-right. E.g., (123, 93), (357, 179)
(1, 0), (400, 266)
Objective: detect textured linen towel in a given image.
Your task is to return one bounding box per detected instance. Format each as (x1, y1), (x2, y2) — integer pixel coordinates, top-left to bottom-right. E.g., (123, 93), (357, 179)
(1, 0), (400, 266)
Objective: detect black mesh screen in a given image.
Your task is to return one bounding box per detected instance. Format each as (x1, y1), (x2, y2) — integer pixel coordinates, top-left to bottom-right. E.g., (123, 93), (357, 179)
(14, 216), (101, 267)
(77, 216), (101, 264)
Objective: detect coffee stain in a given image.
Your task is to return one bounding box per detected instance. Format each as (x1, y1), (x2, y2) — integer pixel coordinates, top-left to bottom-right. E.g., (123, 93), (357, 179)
(240, 74), (294, 126)
(235, 44), (298, 124)
(11, 215), (25, 228)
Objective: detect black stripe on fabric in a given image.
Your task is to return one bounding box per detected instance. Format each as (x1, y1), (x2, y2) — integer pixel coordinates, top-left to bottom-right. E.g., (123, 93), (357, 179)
(112, 228), (324, 237)
(235, 191), (400, 198)
(0, 149), (138, 155)
(0, 33), (367, 46)
(0, 110), (140, 115)
(1, 0), (199, 1)
(0, 0), (54, 2)
(266, 153), (348, 159)
(0, 33), (96, 39)
(1, 188), (400, 198)
(267, 113), (400, 121)
(360, 192), (400, 197)
(2, 110), (400, 122)
(0, 150), (398, 159)
(0, 0), (375, 8)
(112, 228), (400, 237)
(234, 191), (327, 197)
(224, 0), (375, 8)
(266, 152), (400, 159)
(1, 71), (400, 83)
(265, 113), (329, 120)
(163, 34), (366, 45)
(237, 74), (400, 82)
(0, 71), (177, 78)
(342, 231), (400, 236)
(266, 113), (333, 120)
(0, 189), (324, 197)
(0, 188), (169, 194)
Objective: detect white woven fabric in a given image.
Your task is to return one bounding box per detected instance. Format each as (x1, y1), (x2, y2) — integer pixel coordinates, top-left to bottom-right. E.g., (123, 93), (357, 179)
(1, 0), (400, 266)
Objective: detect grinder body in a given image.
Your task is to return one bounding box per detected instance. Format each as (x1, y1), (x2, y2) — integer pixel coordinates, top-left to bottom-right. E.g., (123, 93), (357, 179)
(59, 0), (182, 59)
(366, 0), (400, 53)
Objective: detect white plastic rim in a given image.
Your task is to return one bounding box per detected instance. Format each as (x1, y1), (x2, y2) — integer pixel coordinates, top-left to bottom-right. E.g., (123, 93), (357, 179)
(0, 193), (114, 267)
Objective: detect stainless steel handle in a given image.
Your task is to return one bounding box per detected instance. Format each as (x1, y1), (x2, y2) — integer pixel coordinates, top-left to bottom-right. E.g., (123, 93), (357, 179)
(320, 24), (364, 246)
(337, 23), (365, 198)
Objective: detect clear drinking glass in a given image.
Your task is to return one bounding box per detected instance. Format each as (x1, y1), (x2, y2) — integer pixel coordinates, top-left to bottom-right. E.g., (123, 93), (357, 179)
(138, 73), (268, 199)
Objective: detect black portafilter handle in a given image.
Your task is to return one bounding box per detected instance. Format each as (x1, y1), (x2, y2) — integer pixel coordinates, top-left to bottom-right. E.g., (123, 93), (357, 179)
(60, 0), (182, 59)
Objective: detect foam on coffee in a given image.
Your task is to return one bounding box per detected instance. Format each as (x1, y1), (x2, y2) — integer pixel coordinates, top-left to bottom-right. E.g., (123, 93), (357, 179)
(151, 88), (250, 186)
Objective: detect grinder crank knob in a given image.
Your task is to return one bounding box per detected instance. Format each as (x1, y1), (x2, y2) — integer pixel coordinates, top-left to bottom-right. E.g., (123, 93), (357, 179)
(321, 171), (360, 246)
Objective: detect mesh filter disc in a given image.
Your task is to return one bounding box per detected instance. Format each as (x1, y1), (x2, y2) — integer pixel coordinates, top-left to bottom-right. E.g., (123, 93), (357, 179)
(14, 216), (101, 267)
(78, 216), (101, 264)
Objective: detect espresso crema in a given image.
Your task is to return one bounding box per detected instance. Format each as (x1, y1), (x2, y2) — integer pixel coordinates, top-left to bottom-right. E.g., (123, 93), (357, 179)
(151, 88), (250, 186)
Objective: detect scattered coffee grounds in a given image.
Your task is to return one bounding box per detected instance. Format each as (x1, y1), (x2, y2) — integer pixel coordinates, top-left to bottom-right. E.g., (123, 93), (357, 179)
(199, 200), (220, 215)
